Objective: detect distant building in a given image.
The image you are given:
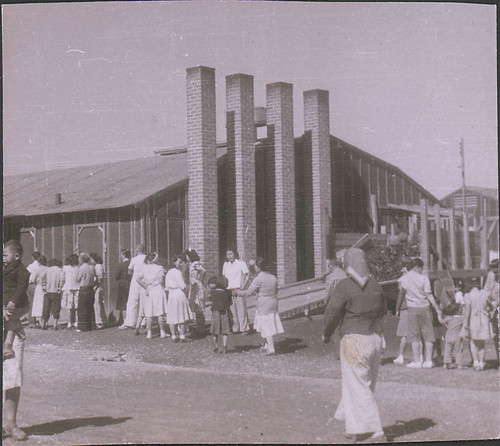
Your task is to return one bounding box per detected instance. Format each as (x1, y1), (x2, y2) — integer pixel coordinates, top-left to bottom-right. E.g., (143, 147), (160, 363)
(3, 66), (441, 317)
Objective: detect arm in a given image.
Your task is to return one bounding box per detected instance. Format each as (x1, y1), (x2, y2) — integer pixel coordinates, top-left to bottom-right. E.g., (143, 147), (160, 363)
(238, 277), (259, 297)
(322, 283), (348, 341)
(9, 267), (30, 308)
(395, 287), (405, 317)
(424, 277), (442, 316)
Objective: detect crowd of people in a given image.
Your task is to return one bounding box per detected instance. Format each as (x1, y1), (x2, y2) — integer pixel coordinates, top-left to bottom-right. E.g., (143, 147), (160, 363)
(3, 235), (499, 442)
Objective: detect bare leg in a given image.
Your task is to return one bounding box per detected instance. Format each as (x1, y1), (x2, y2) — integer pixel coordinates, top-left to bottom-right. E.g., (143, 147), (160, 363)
(411, 341), (421, 363)
(213, 335), (219, 351)
(470, 339), (479, 366)
(3, 387), (27, 440)
(266, 335), (275, 354)
(425, 342), (434, 363)
(146, 317), (153, 338)
(476, 340), (486, 368)
(158, 316), (166, 336)
(398, 336), (407, 358)
(179, 323), (186, 339)
(169, 324), (177, 340)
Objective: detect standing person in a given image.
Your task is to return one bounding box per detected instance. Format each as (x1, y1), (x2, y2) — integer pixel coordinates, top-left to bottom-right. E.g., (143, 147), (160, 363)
(90, 253), (107, 329)
(222, 249), (251, 335)
(30, 255), (48, 329)
(393, 261), (414, 365)
(239, 257), (284, 355)
(26, 251), (41, 327)
(61, 254), (80, 330)
(461, 280), (493, 371)
(322, 248), (386, 443)
(187, 269), (206, 337)
(119, 245), (146, 330)
(136, 252), (168, 339)
(399, 258), (443, 369)
(324, 254), (347, 360)
(165, 254), (192, 342)
(484, 259), (499, 363)
(3, 240), (29, 441)
(115, 249), (131, 327)
(207, 275), (232, 354)
(75, 253), (96, 332)
(438, 303), (464, 369)
(41, 259), (62, 330)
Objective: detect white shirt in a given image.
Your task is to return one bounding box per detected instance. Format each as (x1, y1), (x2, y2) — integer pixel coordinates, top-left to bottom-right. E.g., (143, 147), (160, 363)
(129, 254), (146, 281)
(222, 259), (249, 289)
(27, 260), (40, 283)
(61, 265), (79, 291)
(400, 269), (432, 308)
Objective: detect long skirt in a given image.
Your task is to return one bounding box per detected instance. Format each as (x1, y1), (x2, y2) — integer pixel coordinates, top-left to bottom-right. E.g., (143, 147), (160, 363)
(166, 289), (193, 324)
(334, 333), (383, 436)
(254, 311), (284, 338)
(31, 284), (45, 318)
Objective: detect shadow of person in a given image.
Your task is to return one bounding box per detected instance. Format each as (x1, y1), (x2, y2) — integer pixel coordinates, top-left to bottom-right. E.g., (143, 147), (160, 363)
(23, 416), (132, 436)
(231, 344), (261, 353)
(384, 418), (436, 442)
(275, 337), (308, 354)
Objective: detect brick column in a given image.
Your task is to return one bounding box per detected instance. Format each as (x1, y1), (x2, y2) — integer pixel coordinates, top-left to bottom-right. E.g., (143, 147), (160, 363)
(267, 82), (297, 284)
(304, 89), (331, 277)
(186, 66), (218, 276)
(226, 74), (257, 262)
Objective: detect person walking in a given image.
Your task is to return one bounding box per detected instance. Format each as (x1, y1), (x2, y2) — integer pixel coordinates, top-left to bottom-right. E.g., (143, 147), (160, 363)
(222, 249), (250, 335)
(119, 245), (146, 330)
(322, 248), (387, 443)
(115, 249), (131, 327)
(238, 257), (284, 355)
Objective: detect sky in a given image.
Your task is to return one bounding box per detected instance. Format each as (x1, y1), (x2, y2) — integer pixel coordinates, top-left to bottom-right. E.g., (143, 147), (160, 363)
(2, 1), (497, 199)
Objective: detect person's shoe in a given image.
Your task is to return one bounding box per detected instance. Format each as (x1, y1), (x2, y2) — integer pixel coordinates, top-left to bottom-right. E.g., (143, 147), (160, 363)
(478, 361), (486, 370)
(265, 350), (277, 356)
(146, 331), (152, 339)
(393, 356), (405, 365)
(96, 324), (103, 330)
(422, 361), (434, 369)
(359, 431), (386, 443)
(172, 335), (179, 343)
(140, 319), (147, 329)
(406, 361), (422, 369)
(160, 331), (169, 339)
(8, 425), (27, 441)
(75, 329), (82, 333)
(118, 324), (133, 330)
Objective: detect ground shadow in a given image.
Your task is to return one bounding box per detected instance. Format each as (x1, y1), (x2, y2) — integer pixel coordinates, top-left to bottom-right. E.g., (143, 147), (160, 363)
(275, 337), (308, 354)
(381, 356), (397, 366)
(231, 344), (261, 353)
(384, 418), (436, 442)
(23, 416), (132, 436)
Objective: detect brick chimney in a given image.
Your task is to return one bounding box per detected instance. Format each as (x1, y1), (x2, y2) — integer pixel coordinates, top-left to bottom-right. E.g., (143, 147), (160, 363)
(226, 73), (257, 262)
(304, 89), (331, 277)
(266, 82), (297, 284)
(186, 66), (218, 275)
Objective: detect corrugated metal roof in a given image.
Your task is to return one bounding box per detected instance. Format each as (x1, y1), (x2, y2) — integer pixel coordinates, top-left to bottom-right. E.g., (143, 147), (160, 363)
(3, 153), (191, 218)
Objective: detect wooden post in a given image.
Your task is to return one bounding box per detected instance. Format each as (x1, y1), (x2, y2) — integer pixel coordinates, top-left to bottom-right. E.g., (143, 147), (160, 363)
(420, 198), (430, 272)
(434, 204), (443, 270)
(390, 223), (397, 237)
(481, 198), (488, 269)
(370, 194), (378, 234)
(449, 206), (457, 269)
(460, 139), (471, 269)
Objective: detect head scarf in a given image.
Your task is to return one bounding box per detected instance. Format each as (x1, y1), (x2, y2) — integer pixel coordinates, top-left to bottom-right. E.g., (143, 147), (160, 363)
(344, 248), (370, 289)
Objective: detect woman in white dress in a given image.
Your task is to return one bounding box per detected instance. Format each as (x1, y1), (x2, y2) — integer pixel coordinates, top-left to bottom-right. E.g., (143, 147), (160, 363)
(137, 252), (168, 339)
(165, 254), (193, 342)
(238, 257), (284, 355)
(30, 255), (48, 327)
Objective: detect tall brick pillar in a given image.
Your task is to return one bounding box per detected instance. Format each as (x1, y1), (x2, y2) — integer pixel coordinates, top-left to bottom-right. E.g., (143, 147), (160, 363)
(186, 66), (218, 276)
(226, 74), (257, 262)
(304, 89), (331, 277)
(267, 82), (297, 284)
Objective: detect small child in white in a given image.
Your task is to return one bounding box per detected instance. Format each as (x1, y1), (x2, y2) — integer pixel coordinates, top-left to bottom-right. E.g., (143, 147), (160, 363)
(438, 303), (463, 369)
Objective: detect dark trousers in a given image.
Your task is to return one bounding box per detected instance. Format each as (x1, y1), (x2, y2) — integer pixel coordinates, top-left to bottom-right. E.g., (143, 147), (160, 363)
(78, 286), (96, 332)
(42, 292), (62, 320)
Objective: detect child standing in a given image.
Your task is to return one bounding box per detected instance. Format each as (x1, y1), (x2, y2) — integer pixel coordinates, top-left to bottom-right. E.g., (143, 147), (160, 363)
(3, 240), (30, 360)
(461, 280), (493, 371)
(30, 255), (48, 328)
(438, 303), (463, 369)
(42, 259), (63, 330)
(208, 275), (232, 354)
(61, 254), (80, 329)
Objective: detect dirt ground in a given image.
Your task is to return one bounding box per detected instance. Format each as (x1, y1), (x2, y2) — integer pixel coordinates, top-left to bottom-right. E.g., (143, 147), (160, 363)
(3, 315), (499, 445)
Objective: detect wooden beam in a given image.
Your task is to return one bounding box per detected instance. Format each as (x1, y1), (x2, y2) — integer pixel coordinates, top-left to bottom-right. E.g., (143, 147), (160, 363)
(420, 198), (430, 272)
(449, 206), (457, 269)
(488, 219), (498, 241)
(434, 204), (443, 270)
(370, 194), (378, 234)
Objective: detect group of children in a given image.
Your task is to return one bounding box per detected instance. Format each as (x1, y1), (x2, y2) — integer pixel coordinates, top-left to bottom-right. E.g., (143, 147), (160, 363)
(394, 259), (499, 371)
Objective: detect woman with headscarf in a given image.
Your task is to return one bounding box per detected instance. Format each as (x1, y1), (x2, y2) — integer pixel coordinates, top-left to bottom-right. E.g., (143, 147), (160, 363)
(322, 248), (387, 443)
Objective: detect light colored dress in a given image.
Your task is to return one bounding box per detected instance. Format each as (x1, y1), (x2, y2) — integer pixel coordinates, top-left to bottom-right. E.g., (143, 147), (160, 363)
(248, 271), (284, 339)
(31, 265), (48, 318)
(462, 287), (493, 341)
(138, 263), (167, 318)
(61, 265), (79, 309)
(165, 268), (192, 324)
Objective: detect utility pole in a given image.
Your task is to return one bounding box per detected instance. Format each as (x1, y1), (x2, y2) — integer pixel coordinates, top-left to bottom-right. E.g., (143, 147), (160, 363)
(460, 138), (471, 269)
